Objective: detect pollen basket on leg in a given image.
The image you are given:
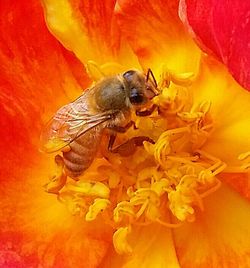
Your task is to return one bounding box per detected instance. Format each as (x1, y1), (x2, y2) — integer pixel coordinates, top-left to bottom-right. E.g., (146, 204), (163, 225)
(45, 69), (227, 254)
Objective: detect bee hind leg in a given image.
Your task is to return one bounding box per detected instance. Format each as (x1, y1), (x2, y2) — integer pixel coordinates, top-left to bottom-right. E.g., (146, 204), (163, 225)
(108, 134), (155, 157)
(44, 154), (67, 194)
(108, 120), (137, 133)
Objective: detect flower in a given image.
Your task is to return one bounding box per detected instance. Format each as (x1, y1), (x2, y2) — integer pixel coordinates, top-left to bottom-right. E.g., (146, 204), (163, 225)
(1, 0), (250, 267)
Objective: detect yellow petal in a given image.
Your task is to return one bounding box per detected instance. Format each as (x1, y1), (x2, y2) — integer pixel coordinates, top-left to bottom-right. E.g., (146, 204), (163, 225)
(115, 0), (201, 77)
(1, 159), (112, 267)
(42, 0), (139, 68)
(103, 223), (180, 268)
(173, 184), (250, 267)
(193, 58), (250, 166)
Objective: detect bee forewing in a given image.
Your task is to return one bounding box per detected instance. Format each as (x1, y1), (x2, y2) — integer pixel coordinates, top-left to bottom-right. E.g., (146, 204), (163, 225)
(39, 101), (85, 153)
(40, 97), (115, 154)
(39, 116), (72, 153)
(40, 137), (69, 153)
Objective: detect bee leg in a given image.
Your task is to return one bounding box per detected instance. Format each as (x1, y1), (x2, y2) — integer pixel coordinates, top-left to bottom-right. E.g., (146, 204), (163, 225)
(146, 68), (158, 88)
(108, 135), (155, 157)
(108, 120), (137, 133)
(107, 121), (136, 152)
(136, 104), (157, 117)
(44, 154), (67, 194)
(108, 134), (117, 151)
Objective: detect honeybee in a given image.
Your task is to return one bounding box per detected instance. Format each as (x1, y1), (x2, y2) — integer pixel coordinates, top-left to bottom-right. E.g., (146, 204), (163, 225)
(40, 69), (158, 179)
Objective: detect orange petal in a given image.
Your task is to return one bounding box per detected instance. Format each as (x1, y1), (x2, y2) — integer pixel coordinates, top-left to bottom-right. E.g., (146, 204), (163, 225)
(221, 173), (250, 202)
(0, 3), (106, 265)
(101, 223), (180, 268)
(41, 0), (139, 68)
(115, 0), (201, 76)
(0, 159), (112, 267)
(173, 183), (250, 267)
(191, 58), (250, 198)
(0, 0), (90, 176)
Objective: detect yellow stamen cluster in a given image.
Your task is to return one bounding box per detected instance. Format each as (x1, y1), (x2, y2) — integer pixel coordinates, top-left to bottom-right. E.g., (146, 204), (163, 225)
(46, 69), (228, 254)
(238, 151), (250, 171)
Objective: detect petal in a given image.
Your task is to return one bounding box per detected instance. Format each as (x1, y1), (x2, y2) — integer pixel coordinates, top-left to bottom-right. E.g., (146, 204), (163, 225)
(115, 0), (201, 76)
(101, 223), (180, 268)
(180, 0), (250, 91)
(173, 184), (250, 267)
(221, 173), (250, 202)
(42, 0), (139, 68)
(0, 1), (109, 266)
(192, 57), (250, 167)
(0, 161), (112, 267)
(0, 0), (89, 175)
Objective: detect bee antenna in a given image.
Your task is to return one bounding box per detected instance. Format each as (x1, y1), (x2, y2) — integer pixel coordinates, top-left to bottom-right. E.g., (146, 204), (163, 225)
(146, 68), (158, 88)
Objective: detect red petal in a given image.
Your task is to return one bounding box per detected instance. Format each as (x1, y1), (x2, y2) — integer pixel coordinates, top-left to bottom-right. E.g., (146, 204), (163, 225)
(180, 0), (250, 91)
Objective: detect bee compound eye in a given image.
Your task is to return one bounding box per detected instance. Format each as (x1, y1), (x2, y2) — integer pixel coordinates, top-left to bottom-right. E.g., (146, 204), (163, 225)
(129, 88), (144, 104)
(123, 70), (136, 80)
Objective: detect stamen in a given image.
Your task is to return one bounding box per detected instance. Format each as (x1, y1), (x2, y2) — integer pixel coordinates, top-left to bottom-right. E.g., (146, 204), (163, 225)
(113, 201), (135, 223)
(200, 178), (222, 198)
(113, 227), (132, 255)
(238, 151), (250, 161)
(153, 127), (190, 165)
(196, 149), (221, 163)
(85, 198), (110, 221)
(135, 199), (149, 219)
(238, 151), (250, 171)
(167, 155), (200, 167)
(66, 181), (110, 198)
(158, 64), (194, 88)
(156, 218), (183, 228)
(45, 67), (230, 254)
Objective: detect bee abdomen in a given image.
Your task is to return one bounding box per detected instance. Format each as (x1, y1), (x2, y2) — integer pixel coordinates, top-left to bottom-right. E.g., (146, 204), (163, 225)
(63, 150), (85, 165)
(63, 128), (102, 177)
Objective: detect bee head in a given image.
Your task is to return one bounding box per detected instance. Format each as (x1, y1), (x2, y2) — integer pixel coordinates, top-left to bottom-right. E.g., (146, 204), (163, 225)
(123, 69), (158, 106)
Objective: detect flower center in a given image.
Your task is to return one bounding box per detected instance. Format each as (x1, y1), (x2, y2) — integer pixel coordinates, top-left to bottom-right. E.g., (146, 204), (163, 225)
(45, 68), (228, 254)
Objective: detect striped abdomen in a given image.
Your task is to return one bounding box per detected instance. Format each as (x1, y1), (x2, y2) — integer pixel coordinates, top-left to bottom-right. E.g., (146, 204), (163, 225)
(63, 127), (102, 178)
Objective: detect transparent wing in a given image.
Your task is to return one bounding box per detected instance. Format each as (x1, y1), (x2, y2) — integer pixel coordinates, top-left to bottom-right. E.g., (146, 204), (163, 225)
(40, 95), (113, 153)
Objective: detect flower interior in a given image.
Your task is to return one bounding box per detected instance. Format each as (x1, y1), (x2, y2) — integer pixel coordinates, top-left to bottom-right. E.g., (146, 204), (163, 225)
(44, 65), (249, 255)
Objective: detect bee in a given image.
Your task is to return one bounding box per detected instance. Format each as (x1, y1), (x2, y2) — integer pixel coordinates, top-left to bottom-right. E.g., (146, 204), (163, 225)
(40, 69), (158, 179)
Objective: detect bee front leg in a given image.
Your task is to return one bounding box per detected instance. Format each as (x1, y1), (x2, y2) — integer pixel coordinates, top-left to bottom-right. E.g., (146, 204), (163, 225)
(44, 154), (67, 194)
(108, 134), (155, 157)
(136, 104), (157, 117)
